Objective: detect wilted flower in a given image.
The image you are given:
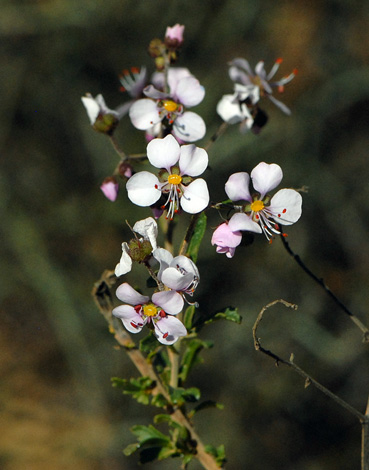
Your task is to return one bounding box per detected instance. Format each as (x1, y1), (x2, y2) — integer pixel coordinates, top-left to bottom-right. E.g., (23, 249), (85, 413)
(129, 68), (206, 142)
(81, 93), (119, 134)
(112, 283), (186, 345)
(126, 134), (209, 219)
(116, 66), (148, 118)
(115, 217), (158, 277)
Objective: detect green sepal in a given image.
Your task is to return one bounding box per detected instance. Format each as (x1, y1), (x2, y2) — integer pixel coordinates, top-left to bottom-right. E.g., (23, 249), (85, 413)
(179, 338), (213, 383)
(111, 376), (155, 405)
(204, 444), (226, 466)
(186, 212), (207, 263)
(169, 386), (201, 406)
(188, 400), (224, 418)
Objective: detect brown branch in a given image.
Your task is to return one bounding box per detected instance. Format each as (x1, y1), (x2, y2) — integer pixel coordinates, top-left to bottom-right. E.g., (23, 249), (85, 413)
(92, 270), (221, 470)
(253, 299), (365, 423)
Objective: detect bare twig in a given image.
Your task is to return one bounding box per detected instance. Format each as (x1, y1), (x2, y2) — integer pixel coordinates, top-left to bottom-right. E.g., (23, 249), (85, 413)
(280, 234), (369, 342)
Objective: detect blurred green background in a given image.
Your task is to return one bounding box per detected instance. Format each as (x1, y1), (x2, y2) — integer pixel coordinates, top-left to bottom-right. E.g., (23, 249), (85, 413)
(1, 0), (369, 469)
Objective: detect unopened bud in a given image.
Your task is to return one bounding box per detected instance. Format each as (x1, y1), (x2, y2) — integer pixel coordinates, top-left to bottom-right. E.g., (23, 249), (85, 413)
(128, 239), (153, 262)
(164, 24), (184, 49)
(100, 177), (119, 201)
(148, 38), (165, 58)
(118, 161), (133, 179)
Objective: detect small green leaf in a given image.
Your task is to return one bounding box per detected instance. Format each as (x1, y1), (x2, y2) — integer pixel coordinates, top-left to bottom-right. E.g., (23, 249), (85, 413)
(205, 444), (226, 466)
(151, 393), (168, 408)
(183, 304), (196, 330)
(169, 386), (201, 406)
(123, 442), (140, 456)
(131, 424), (171, 447)
(188, 400), (224, 418)
(179, 338), (213, 383)
(139, 332), (159, 354)
(186, 212), (207, 263)
(112, 376), (155, 405)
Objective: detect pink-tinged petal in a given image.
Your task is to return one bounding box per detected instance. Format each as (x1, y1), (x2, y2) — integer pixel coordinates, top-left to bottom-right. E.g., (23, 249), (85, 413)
(165, 24), (185, 43)
(152, 290), (184, 315)
(126, 172), (161, 206)
(100, 179), (119, 201)
(146, 134), (180, 170)
(133, 217), (158, 250)
(143, 84), (168, 100)
(269, 189), (302, 225)
(229, 66), (252, 86)
(216, 245), (237, 258)
(175, 76), (205, 107)
(228, 212), (262, 233)
(179, 144), (208, 177)
(115, 243), (132, 277)
(166, 68), (193, 95)
(251, 162), (283, 198)
(211, 222), (242, 249)
(216, 94), (244, 124)
(129, 99), (161, 130)
(171, 255), (199, 279)
(268, 94), (292, 115)
(180, 178), (209, 214)
(230, 58), (254, 78)
(112, 305), (145, 334)
(161, 267), (194, 291)
(173, 112), (206, 142)
(225, 172), (252, 202)
(152, 247), (174, 280)
(154, 316), (187, 345)
(115, 282), (149, 305)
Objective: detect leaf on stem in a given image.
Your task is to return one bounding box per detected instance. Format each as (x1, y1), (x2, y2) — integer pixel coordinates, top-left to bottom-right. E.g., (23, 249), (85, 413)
(186, 212), (207, 263)
(179, 338), (213, 383)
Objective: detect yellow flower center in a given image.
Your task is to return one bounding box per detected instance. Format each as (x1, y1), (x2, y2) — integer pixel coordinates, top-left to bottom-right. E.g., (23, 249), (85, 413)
(168, 174), (182, 185)
(163, 100), (178, 112)
(250, 200), (265, 212)
(143, 304), (158, 317)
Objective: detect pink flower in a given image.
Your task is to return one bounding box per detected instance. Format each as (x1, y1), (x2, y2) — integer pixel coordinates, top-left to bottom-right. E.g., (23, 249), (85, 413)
(100, 177), (119, 201)
(165, 24), (185, 46)
(211, 221), (243, 258)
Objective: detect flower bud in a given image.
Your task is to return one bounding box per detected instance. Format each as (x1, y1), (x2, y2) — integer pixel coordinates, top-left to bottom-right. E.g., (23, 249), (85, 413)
(118, 161), (133, 179)
(128, 239), (153, 262)
(164, 24), (184, 48)
(100, 177), (119, 201)
(148, 38), (165, 58)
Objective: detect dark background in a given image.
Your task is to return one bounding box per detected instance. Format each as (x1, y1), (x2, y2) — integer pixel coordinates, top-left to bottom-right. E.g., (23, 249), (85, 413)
(1, 0), (369, 469)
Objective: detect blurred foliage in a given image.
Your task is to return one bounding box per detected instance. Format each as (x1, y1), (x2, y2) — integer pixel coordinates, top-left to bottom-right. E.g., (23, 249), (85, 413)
(1, 0), (369, 469)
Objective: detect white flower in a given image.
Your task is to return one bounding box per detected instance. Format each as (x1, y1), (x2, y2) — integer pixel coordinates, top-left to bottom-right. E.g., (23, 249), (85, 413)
(81, 93), (119, 126)
(223, 162), (302, 242)
(115, 66), (148, 118)
(115, 217), (158, 277)
(129, 68), (206, 142)
(126, 134), (209, 219)
(112, 283), (186, 345)
(153, 248), (200, 299)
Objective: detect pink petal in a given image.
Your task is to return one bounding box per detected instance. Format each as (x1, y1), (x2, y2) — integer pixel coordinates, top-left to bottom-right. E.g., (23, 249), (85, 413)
(251, 162), (283, 198)
(146, 134), (180, 170)
(126, 171), (161, 206)
(100, 179), (119, 201)
(115, 282), (149, 305)
(269, 189), (302, 225)
(180, 178), (209, 214)
(175, 76), (205, 107)
(179, 144), (208, 177)
(225, 172), (252, 202)
(152, 290), (184, 315)
(211, 222), (242, 249)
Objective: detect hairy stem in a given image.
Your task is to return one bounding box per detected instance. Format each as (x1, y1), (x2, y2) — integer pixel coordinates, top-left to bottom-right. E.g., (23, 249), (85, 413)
(280, 234), (369, 342)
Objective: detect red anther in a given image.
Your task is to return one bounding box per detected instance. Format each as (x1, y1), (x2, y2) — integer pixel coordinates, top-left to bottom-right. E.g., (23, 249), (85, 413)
(134, 304), (142, 313)
(282, 233), (288, 237)
(161, 205), (166, 209)
(282, 208), (287, 213)
(163, 332), (169, 339)
(131, 66), (139, 74)
(177, 188), (180, 193)
(130, 322), (139, 329)
(275, 224), (280, 230)
(268, 239), (273, 245)
(256, 214), (259, 219)
(119, 86), (126, 92)
(159, 310), (166, 317)
(278, 85), (285, 93)
(122, 69), (129, 76)
(174, 209), (179, 213)
(276, 57), (283, 64)
(292, 68), (298, 75)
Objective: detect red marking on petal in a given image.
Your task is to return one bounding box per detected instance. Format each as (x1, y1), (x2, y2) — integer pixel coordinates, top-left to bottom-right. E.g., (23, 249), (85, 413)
(130, 322), (139, 329)
(155, 184), (158, 189)
(278, 214), (281, 217)
(282, 208), (287, 213)
(163, 332), (169, 339)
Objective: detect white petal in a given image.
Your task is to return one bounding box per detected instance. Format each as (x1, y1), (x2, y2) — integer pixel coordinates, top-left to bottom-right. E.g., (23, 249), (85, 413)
(216, 95), (242, 124)
(179, 144), (208, 177)
(152, 248), (173, 280)
(152, 290), (184, 315)
(251, 162), (283, 198)
(173, 112), (206, 142)
(269, 189), (302, 225)
(133, 217), (158, 250)
(175, 76), (205, 107)
(115, 282), (149, 305)
(255, 60), (266, 79)
(230, 58), (254, 78)
(154, 316), (187, 345)
(112, 305), (145, 334)
(180, 179), (209, 214)
(166, 68), (193, 94)
(129, 99), (161, 130)
(143, 84), (168, 100)
(81, 94), (100, 124)
(225, 172), (252, 202)
(115, 243), (132, 276)
(161, 267), (194, 291)
(146, 134), (180, 170)
(126, 172), (161, 207)
(171, 255), (199, 279)
(228, 212), (261, 233)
